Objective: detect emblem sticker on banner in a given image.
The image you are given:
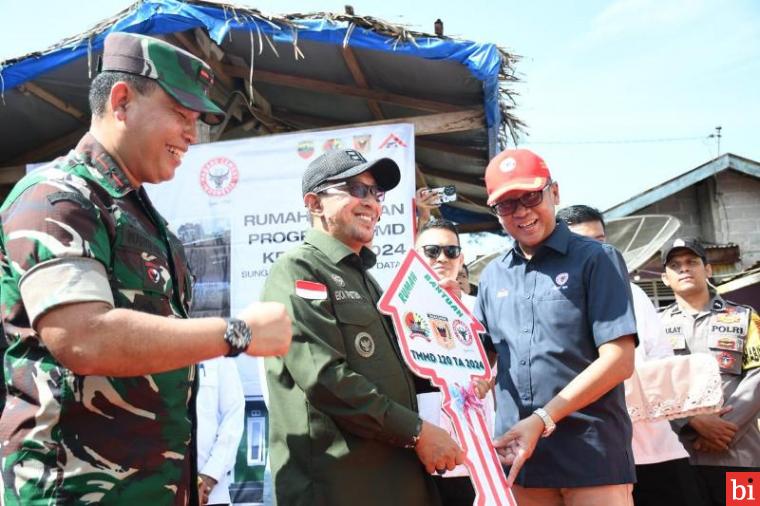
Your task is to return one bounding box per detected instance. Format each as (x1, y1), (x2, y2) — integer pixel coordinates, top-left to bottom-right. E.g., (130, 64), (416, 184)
(378, 133), (408, 149)
(295, 280), (328, 300)
(453, 319), (473, 346)
(405, 312), (432, 341)
(355, 332), (375, 358)
(429, 313), (455, 350)
(353, 134), (371, 153)
(200, 157), (239, 197)
(297, 140), (315, 159)
(323, 138), (342, 151)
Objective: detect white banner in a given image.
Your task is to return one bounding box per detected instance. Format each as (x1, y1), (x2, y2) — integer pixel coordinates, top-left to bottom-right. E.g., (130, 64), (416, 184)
(146, 124), (416, 394)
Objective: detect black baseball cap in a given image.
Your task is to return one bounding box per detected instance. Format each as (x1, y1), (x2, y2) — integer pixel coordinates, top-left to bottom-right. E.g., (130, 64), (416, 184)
(661, 237), (707, 265)
(302, 149), (400, 196)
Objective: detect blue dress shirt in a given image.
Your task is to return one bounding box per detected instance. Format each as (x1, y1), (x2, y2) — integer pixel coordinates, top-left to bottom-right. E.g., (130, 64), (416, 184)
(475, 221), (637, 488)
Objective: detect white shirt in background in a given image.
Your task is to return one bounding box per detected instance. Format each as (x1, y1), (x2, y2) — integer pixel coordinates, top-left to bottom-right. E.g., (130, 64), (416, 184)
(628, 283), (690, 465)
(197, 357), (246, 504)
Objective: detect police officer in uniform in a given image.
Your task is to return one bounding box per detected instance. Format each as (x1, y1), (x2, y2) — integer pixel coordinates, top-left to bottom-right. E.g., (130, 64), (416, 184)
(261, 149), (463, 506)
(660, 238), (760, 505)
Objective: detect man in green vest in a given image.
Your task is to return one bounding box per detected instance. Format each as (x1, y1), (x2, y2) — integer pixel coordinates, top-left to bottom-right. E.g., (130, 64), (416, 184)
(262, 149), (463, 506)
(0, 32), (291, 505)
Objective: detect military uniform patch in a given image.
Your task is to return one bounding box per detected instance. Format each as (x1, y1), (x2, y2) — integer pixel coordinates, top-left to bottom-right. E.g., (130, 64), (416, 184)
(355, 332), (375, 358)
(717, 351), (737, 371)
(295, 280), (328, 300)
(708, 335), (743, 352)
(334, 290), (362, 302)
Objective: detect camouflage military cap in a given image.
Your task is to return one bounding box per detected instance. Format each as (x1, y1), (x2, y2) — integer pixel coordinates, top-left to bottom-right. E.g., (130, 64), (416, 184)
(101, 32), (225, 125)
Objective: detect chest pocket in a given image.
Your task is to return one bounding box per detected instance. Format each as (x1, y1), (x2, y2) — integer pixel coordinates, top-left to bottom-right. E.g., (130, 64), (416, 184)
(708, 329), (745, 376)
(334, 302), (396, 379)
(533, 274), (585, 302)
(111, 223), (174, 315)
(707, 310), (749, 376)
(166, 230), (193, 314)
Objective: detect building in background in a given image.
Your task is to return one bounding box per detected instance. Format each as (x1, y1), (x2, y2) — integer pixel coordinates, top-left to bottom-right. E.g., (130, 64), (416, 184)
(605, 153), (760, 307)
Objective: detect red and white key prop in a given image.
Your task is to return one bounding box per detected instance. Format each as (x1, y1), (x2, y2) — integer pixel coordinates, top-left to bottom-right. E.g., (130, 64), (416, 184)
(378, 251), (516, 506)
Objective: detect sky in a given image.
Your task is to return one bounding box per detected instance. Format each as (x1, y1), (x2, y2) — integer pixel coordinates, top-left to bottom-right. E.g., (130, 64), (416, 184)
(1, 0), (758, 259)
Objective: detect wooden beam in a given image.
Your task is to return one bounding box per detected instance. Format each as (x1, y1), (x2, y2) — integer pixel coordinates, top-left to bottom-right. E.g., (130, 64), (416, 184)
(417, 164), (485, 187)
(342, 46), (384, 120)
(223, 64), (466, 114)
(274, 109), (485, 137)
(410, 110), (485, 136)
(7, 127), (87, 165)
(18, 83), (88, 124)
(415, 139), (486, 159)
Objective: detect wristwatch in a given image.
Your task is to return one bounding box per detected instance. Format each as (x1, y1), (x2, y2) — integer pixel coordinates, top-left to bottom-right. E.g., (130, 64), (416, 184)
(404, 418), (424, 449)
(223, 317), (252, 357)
(533, 408), (556, 438)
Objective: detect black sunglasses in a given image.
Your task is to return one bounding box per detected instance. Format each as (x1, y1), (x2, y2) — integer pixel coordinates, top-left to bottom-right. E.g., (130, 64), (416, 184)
(318, 181), (385, 202)
(420, 244), (462, 260)
(491, 182), (552, 217)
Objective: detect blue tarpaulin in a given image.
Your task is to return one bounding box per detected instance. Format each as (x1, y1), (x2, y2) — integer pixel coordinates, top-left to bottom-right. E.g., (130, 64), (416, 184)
(0, 0), (504, 129)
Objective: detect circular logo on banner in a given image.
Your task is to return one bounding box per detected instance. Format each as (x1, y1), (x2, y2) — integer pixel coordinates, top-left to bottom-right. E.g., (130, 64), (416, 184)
(200, 157), (239, 197)
(355, 332), (375, 358)
(452, 319), (473, 346)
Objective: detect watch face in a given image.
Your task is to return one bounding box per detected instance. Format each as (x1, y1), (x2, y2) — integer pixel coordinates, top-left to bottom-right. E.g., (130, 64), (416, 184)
(226, 319), (252, 356)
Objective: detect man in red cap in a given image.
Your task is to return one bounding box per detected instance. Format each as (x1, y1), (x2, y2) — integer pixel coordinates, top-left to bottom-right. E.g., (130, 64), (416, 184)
(474, 149), (638, 505)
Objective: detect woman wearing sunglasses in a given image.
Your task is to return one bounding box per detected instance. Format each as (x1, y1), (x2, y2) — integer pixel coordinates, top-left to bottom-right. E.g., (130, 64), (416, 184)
(414, 219), (495, 506)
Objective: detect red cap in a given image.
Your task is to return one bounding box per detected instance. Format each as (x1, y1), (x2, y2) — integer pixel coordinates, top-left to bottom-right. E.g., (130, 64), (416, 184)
(485, 149), (552, 206)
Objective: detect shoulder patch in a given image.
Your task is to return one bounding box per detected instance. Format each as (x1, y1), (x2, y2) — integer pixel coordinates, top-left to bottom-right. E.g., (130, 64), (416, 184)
(742, 311), (760, 370)
(47, 191), (94, 211)
(295, 280), (328, 300)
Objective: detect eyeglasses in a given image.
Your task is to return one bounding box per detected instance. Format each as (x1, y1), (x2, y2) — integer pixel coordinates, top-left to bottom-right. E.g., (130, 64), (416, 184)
(318, 181), (385, 202)
(491, 182), (552, 217)
(420, 244), (462, 260)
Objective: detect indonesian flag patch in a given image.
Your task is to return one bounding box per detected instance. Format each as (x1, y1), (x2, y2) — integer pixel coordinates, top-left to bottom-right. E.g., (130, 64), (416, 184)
(295, 280), (328, 300)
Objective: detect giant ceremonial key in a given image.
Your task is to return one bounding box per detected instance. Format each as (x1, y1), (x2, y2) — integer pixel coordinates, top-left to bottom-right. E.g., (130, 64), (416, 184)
(379, 251), (517, 506)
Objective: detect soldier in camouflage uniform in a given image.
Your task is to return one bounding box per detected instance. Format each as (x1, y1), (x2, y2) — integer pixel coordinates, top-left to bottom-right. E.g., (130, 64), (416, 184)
(0, 32), (291, 505)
